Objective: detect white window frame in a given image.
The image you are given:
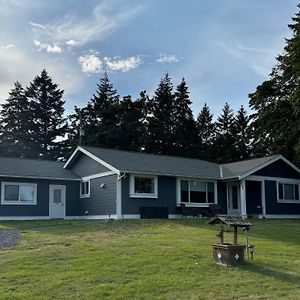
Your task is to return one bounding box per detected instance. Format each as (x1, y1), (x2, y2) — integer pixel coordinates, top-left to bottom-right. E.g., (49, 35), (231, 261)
(129, 174), (158, 198)
(1, 182), (37, 205)
(277, 181), (300, 203)
(80, 180), (90, 198)
(176, 178), (217, 207)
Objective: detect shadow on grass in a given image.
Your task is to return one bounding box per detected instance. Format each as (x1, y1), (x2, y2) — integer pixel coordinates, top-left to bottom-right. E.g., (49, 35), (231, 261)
(238, 261), (300, 286)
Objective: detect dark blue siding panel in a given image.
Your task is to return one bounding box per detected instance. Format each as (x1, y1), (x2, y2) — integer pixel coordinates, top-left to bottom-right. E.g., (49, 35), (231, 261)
(246, 180), (262, 215)
(217, 181), (227, 214)
(80, 175), (117, 216)
(254, 160), (300, 179)
(121, 175), (178, 215)
(265, 180), (300, 215)
(69, 153), (110, 177)
(0, 177), (80, 217)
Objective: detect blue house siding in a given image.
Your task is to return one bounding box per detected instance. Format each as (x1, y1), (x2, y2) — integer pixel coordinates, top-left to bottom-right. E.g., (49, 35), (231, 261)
(121, 175), (178, 215)
(264, 180), (300, 215)
(246, 180), (262, 215)
(80, 175), (117, 216)
(253, 160), (300, 179)
(0, 177), (80, 217)
(217, 181), (227, 214)
(68, 153), (110, 177)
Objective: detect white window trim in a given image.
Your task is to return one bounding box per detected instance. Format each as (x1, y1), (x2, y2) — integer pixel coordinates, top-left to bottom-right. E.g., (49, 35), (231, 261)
(129, 174), (158, 198)
(277, 181), (300, 204)
(80, 180), (90, 198)
(1, 182), (37, 205)
(176, 177), (217, 207)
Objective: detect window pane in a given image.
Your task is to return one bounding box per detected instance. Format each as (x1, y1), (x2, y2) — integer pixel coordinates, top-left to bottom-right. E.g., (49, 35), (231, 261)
(81, 182), (85, 195)
(207, 182), (215, 203)
(232, 186), (238, 209)
(190, 181), (206, 203)
(53, 189), (62, 203)
(5, 185), (19, 201)
(85, 182), (89, 195)
(295, 185), (299, 200)
(134, 177), (154, 194)
(180, 180), (189, 202)
(20, 186), (34, 202)
(278, 183), (283, 199)
(284, 184), (294, 200)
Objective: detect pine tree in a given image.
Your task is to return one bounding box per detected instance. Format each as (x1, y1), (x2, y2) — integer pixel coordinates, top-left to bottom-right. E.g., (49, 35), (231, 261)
(0, 82), (32, 157)
(196, 103), (215, 160)
(234, 105), (251, 160)
(249, 4), (300, 163)
(172, 78), (197, 156)
(146, 73), (175, 154)
(86, 72), (120, 147)
(213, 102), (236, 163)
(26, 69), (68, 159)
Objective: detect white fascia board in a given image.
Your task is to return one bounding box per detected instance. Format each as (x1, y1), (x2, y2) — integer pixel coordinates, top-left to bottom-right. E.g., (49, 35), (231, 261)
(63, 146), (120, 174)
(0, 175), (81, 181)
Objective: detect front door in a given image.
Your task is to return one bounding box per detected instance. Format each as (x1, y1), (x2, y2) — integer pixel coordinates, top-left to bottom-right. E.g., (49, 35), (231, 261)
(228, 183), (241, 216)
(49, 185), (66, 219)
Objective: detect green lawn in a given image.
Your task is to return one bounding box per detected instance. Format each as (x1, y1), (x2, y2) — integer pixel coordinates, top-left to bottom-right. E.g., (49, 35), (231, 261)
(0, 219), (299, 300)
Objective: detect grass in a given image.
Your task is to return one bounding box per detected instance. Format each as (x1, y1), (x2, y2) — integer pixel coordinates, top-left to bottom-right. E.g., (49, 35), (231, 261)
(0, 219), (299, 299)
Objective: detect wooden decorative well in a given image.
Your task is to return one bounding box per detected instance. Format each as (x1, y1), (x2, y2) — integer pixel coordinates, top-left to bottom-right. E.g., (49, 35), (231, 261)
(208, 216), (253, 267)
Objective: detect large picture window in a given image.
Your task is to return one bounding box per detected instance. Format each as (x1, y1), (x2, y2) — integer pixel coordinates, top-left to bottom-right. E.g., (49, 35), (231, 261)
(179, 179), (215, 205)
(277, 182), (300, 203)
(1, 182), (37, 205)
(130, 175), (158, 198)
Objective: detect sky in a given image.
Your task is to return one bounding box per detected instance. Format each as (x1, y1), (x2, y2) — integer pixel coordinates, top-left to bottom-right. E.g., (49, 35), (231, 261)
(0, 0), (298, 117)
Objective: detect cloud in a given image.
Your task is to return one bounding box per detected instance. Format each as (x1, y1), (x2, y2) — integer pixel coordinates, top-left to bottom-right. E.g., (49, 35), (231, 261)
(78, 53), (103, 74)
(156, 54), (179, 63)
(30, 2), (144, 47)
(104, 56), (142, 72)
(34, 39), (62, 53)
(0, 44), (14, 51)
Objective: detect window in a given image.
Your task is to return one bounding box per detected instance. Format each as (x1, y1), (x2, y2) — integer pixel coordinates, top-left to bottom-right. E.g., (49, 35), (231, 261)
(130, 175), (158, 198)
(278, 182), (300, 202)
(179, 179), (215, 205)
(80, 180), (90, 198)
(1, 182), (37, 205)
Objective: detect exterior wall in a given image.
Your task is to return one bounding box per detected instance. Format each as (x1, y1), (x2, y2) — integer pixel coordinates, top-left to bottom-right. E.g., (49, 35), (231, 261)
(0, 177), (80, 217)
(246, 180), (262, 215)
(265, 180), (300, 215)
(121, 175), (179, 215)
(68, 153), (110, 177)
(80, 174), (117, 216)
(217, 181), (227, 214)
(253, 160), (300, 179)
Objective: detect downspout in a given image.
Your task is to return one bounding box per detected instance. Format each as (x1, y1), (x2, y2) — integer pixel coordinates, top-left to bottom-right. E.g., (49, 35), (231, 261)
(116, 172), (126, 219)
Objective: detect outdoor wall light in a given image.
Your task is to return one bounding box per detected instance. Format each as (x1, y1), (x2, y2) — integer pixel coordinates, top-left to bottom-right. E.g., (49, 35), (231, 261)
(100, 183), (106, 189)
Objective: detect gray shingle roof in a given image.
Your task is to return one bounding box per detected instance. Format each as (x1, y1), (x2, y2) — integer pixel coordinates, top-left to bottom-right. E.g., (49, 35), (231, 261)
(81, 146), (220, 179)
(0, 156), (80, 180)
(221, 155), (280, 178)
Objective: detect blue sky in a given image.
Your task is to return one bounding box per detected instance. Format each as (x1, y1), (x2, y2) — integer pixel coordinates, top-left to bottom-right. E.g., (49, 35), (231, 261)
(0, 0), (298, 117)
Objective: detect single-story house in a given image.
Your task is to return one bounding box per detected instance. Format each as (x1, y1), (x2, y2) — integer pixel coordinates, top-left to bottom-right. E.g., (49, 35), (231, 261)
(0, 145), (300, 220)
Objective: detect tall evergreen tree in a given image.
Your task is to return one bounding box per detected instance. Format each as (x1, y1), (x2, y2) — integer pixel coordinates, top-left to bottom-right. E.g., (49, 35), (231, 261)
(86, 72), (120, 147)
(196, 103), (215, 160)
(249, 4), (300, 163)
(26, 69), (68, 159)
(212, 102), (236, 163)
(146, 73), (175, 154)
(172, 78), (197, 156)
(0, 82), (32, 157)
(234, 105), (251, 160)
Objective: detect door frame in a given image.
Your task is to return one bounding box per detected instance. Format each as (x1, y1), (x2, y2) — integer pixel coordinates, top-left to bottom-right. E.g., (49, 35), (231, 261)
(49, 184), (66, 219)
(227, 182), (241, 216)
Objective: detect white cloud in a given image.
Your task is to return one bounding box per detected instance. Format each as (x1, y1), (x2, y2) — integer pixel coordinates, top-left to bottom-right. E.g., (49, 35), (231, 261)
(104, 56), (142, 72)
(34, 39), (62, 53)
(30, 2), (144, 46)
(156, 54), (179, 63)
(0, 44), (14, 51)
(78, 53), (103, 74)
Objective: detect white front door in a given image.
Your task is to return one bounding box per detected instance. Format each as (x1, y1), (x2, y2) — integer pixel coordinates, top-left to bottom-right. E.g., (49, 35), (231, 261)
(228, 183), (241, 216)
(49, 185), (66, 219)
